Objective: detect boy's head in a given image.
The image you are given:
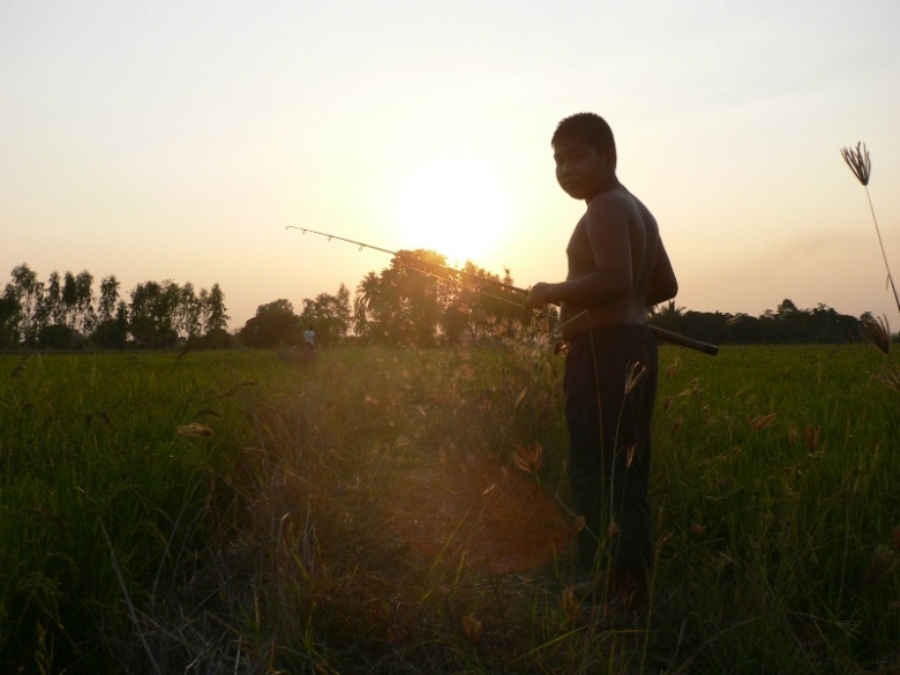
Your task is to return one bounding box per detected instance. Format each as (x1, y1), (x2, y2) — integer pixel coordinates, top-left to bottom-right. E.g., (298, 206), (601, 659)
(551, 113), (616, 161)
(552, 113), (618, 200)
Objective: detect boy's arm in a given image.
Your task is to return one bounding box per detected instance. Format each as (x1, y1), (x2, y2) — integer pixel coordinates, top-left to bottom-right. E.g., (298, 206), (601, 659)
(526, 194), (632, 309)
(645, 239), (678, 307)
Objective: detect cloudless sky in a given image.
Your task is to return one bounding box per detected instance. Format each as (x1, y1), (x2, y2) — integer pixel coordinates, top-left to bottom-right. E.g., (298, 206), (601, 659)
(3, 1), (899, 331)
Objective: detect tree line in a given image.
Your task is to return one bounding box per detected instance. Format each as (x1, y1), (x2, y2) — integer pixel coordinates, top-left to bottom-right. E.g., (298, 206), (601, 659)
(238, 250), (535, 348)
(2, 257), (875, 351)
(241, 252), (874, 348)
(0, 263), (229, 349)
(649, 298), (871, 346)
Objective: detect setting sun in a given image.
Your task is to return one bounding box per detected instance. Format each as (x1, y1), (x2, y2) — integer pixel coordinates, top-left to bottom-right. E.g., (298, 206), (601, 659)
(393, 158), (511, 266)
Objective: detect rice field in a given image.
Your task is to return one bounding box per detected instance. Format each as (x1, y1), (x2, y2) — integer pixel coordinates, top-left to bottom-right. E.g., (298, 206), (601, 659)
(0, 341), (898, 673)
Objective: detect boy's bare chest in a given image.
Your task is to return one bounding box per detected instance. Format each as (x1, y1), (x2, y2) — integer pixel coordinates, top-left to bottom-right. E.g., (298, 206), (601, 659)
(565, 220), (598, 279)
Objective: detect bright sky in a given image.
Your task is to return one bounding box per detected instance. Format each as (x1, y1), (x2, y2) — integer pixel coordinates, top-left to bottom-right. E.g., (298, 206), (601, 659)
(3, 1), (899, 331)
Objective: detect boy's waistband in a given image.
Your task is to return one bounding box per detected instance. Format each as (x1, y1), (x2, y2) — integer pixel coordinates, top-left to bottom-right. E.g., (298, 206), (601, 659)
(564, 323), (652, 344)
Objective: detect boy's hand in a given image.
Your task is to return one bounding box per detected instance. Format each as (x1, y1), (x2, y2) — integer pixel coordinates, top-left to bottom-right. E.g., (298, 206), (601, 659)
(526, 282), (556, 309)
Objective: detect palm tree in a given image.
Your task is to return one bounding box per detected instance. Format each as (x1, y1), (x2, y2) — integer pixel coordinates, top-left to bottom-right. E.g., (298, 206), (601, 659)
(354, 271), (381, 338)
(654, 300), (685, 318)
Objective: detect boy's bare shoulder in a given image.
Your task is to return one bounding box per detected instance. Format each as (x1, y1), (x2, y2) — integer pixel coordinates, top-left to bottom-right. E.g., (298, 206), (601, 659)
(583, 185), (638, 224)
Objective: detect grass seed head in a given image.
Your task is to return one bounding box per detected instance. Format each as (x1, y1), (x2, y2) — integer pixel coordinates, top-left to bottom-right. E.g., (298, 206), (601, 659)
(572, 515), (586, 534)
(859, 312), (891, 355)
(625, 444), (636, 468)
(841, 141), (871, 186)
(514, 387), (528, 408)
(561, 587), (581, 621)
(624, 361), (649, 395)
(748, 413), (778, 430)
(665, 357), (681, 378)
(177, 423), (213, 438)
(803, 426), (821, 455)
(462, 613), (482, 645)
(513, 442), (543, 475)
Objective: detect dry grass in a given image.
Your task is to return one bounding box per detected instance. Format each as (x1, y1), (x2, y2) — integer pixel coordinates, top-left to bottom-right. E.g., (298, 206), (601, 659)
(860, 312), (891, 355)
(5, 345), (900, 673)
(841, 141), (871, 186)
(842, 142), (900, 316)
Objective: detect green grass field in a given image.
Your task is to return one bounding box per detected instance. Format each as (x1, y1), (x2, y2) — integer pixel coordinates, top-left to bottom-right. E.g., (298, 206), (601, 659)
(1, 342), (898, 673)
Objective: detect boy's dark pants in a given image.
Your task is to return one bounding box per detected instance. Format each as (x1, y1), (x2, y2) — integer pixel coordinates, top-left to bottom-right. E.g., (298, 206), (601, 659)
(563, 325), (658, 573)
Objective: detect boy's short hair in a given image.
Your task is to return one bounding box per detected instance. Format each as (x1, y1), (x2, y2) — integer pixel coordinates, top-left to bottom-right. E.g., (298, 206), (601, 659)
(552, 113), (616, 156)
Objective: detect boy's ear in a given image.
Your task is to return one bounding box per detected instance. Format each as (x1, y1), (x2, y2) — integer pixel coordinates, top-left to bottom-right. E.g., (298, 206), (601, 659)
(604, 148), (618, 170)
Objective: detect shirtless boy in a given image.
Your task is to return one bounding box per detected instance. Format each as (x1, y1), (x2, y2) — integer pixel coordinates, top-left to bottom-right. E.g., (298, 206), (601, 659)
(526, 113), (678, 608)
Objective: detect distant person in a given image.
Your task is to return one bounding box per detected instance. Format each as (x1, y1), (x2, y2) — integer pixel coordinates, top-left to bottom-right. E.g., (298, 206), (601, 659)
(303, 326), (316, 362)
(526, 113), (678, 616)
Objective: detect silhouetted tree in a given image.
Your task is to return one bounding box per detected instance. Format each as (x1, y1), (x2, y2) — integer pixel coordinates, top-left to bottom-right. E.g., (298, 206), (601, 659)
(353, 271), (382, 341)
(34, 271), (63, 336)
(0, 289), (21, 347)
(61, 272), (78, 331)
(300, 284), (351, 347)
(8, 264), (41, 345)
(129, 281), (179, 348)
(98, 275), (120, 324)
(175, 282), (202, 341)
(74, 270), (95, 335)
(90, 301), (129, 348)
(350, 257), (539, 345)
(0, 264), (231, 350)
(648, 299), (865, 345)
(37, 323), (74, 349)
(455, 262), (533, 342)
(199, 286), (231, 348)
(204, 283), (229, 334)
(360, 250), (455, 346)
(239, 299), (302, 348)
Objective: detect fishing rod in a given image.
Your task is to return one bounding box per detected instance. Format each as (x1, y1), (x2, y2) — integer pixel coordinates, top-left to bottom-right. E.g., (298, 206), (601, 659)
(286, 226), (719, 356)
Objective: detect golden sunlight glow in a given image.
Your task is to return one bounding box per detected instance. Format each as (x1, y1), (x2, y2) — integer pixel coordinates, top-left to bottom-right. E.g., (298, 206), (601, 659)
(394, 158), (511, 265)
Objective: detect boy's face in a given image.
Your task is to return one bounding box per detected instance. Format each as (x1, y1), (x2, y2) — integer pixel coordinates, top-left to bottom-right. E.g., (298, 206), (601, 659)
(553, 138), (615, 201)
